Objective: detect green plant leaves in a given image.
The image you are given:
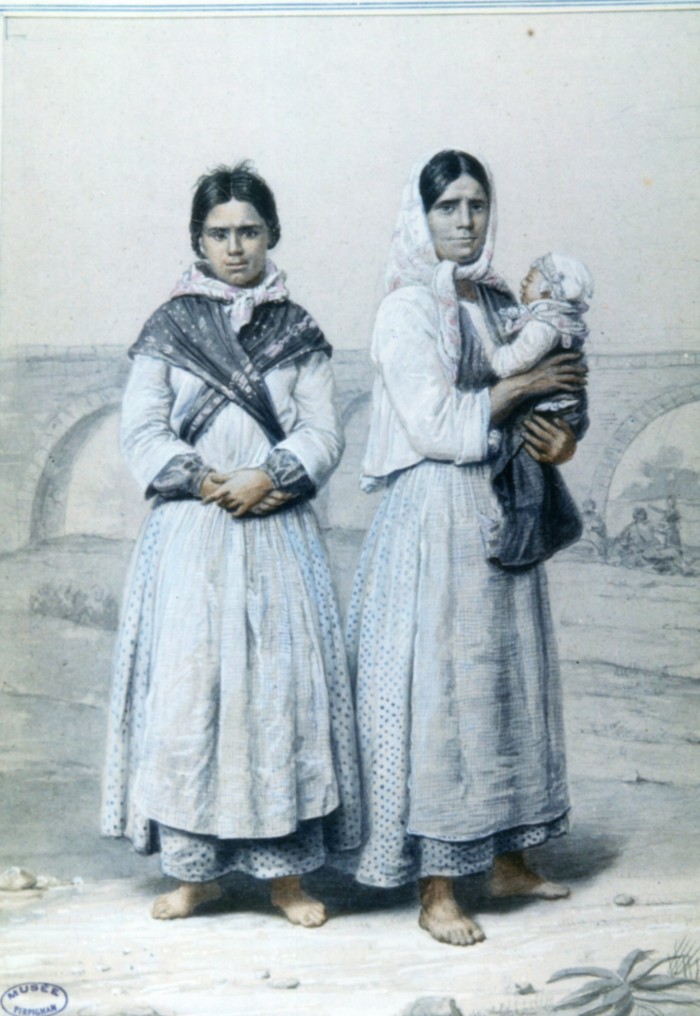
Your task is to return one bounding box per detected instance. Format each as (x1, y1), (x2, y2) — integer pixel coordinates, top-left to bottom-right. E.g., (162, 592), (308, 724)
(634, 993), (700, 1006)
(633, 973), (700, 991)
(550, 944), (700, 1015)
(635, 954), (685, 979)
(553, 978), (624, 1010)
(569, 984), (631, 1015)
(549, 968), (622, 985)
(617, 949), (654, 980)
(607, 998), (634, 1016)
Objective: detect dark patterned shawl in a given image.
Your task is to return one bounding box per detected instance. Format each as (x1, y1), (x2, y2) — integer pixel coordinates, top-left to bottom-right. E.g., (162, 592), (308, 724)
(129, 296), (332, 445)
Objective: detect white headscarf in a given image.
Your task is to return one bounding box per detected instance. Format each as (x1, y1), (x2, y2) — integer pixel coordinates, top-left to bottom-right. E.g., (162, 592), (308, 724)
(170, 258), (289, 334)
(384, 151), (510, 380)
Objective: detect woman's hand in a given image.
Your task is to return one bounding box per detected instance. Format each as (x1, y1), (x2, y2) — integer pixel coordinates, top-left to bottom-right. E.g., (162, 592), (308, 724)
(248, 490), (297, 516)
(522, 416), (577, 465)
(201, 469), (274, 517)
(200, 471), (225, 500)
(490, 352), (587, 425)
(522, 351), (588, 398)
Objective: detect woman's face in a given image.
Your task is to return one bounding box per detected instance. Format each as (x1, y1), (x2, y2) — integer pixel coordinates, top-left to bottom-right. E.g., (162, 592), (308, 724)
(426, 174), (489, 265)
(199, 198), (269, 287)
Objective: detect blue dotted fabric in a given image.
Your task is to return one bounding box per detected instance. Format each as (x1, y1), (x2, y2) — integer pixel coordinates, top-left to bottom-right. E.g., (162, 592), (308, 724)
(346, 460), (570, 888)
(101, 506), (164, 853)
(158, 819), (326, 881)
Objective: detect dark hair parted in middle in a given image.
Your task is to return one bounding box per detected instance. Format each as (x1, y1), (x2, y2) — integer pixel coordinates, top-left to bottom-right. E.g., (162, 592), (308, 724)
(419, 150), (491, 214)
(190, 161), (281, 254)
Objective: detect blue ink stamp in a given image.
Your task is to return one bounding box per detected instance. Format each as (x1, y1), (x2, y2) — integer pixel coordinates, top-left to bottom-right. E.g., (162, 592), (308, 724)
(1, 983), (68, 1016)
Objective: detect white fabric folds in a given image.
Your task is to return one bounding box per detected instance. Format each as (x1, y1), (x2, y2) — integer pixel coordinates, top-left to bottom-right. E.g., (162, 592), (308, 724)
(102, 339), (360, 850)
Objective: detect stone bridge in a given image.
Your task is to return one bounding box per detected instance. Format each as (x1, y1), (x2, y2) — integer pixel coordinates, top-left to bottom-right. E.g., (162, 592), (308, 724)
(1, 345), (698, 554)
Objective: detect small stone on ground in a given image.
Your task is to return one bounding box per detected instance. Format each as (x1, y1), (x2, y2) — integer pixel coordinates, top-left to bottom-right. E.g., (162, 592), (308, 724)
(400, 998), (463, 1016)
(0, 866), (37, 890)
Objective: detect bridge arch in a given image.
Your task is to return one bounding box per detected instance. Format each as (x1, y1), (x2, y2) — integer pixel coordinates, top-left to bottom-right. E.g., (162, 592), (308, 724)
(589, 381), (700, 515)
(26, 388), (124, 545)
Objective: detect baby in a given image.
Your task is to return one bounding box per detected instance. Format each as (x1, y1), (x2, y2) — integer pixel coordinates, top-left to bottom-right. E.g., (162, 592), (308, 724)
(494, 251), (593, 420)
(481, 252), (593, 569)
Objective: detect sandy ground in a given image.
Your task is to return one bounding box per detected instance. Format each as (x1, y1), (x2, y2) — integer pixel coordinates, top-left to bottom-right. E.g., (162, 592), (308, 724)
(2, 869), (698, 1016)
(1, 544), (699, 1016)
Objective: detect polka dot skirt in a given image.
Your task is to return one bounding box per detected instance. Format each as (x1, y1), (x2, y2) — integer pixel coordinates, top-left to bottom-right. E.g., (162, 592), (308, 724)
(346, 460), (570, 888)
(158, 819), (326, 881)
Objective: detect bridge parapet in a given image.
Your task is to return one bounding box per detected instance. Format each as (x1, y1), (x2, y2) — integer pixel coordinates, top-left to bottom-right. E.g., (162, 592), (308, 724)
(0, 345), (698, 552)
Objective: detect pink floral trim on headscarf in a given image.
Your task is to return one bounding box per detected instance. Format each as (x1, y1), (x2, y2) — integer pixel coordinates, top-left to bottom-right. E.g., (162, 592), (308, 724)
(170, 258), (289, 334)
(384, 151), (510, 381)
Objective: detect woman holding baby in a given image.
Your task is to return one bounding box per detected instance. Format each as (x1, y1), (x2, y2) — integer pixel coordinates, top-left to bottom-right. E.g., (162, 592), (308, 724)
(103, 150), (586, 947)
(347, 149), (588, 945)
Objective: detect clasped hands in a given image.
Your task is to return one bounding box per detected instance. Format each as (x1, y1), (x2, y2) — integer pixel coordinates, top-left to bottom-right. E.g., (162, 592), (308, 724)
(200, 468), (294, 517)
(198, 414), (576, 520)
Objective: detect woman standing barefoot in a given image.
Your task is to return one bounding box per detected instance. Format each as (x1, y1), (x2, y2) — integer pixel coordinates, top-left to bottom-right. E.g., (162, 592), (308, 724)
(102, 163), (360, 925)
(347, 150), (586, 945)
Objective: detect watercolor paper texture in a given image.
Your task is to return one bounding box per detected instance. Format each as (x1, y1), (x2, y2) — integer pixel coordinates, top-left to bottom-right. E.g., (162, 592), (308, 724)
(1, 6), (699, 1016)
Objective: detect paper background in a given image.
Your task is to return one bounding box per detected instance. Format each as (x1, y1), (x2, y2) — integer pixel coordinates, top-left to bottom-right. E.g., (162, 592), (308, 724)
(1, 7), (698, 1016)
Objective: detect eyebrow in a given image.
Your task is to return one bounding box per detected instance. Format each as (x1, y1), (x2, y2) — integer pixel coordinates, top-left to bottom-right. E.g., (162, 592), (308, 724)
(434, 197), (487, 208)
(204, 222), (262, 231)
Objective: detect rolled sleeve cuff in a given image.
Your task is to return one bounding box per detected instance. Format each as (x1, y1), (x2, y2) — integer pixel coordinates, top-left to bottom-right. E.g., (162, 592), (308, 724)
(145, 453), (211, 500)
(262, 448), (316, 498)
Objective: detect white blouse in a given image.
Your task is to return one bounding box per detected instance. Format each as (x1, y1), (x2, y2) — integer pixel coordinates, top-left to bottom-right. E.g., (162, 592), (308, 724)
(361, 285), (493, 487)
(121, 351), (345, 493)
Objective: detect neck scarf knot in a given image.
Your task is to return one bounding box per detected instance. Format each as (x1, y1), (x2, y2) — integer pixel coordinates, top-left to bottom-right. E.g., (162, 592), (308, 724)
(170, 258), (289, 333)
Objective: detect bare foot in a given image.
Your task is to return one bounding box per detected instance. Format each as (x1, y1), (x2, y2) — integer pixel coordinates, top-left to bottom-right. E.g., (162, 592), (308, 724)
(151, 880), (221, 919)
(418, 876), (485, 946)
(490, 851), (570, 900)
(271, 876), (327, 928)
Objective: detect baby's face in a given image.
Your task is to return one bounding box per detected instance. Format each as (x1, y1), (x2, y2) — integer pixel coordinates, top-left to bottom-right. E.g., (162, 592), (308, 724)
(520, 267), (549, 305)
